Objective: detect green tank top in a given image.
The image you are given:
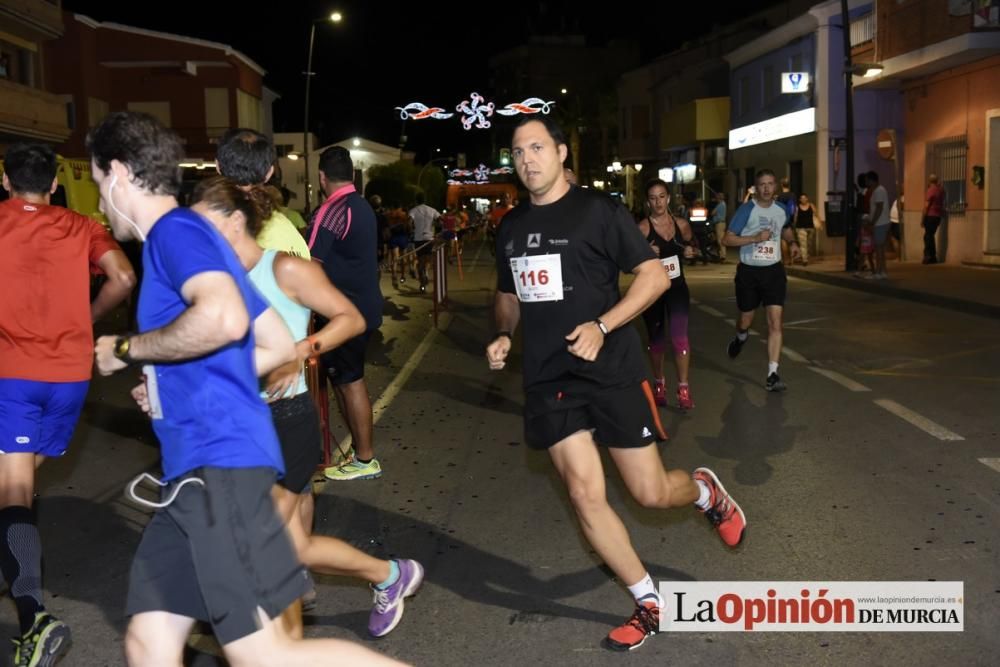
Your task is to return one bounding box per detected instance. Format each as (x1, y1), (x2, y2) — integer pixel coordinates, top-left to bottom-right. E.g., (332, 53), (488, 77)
(248, 249), (309, 398)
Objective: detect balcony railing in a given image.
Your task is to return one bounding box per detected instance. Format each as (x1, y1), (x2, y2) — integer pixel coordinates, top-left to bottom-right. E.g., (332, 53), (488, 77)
(850, 12), (875, 47)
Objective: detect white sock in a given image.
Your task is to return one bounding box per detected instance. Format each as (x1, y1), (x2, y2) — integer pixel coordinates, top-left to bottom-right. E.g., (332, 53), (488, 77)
(694, 479), (712, 510)
(627, 573), (663, 607)
(768, 361), (779, 376)
(737, 330), (749, 341)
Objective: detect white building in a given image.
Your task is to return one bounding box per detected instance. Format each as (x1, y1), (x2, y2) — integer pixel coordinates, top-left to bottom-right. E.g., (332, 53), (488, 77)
(275, 133), (401, 213)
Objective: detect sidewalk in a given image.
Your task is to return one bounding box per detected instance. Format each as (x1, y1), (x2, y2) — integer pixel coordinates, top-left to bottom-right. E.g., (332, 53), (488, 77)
(785, 256), (1000, 319)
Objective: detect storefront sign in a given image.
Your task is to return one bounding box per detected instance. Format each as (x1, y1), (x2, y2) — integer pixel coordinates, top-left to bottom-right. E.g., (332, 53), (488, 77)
(729, 107), (816, 150)
(781, 72), (810, 93)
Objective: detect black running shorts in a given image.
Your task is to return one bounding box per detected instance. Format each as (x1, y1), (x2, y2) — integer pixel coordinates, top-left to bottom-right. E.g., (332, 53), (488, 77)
(270, 393), (322, 494)
(321, 331), (371, 385)
(735, 262), (787, 312)
(523, 381), (667, 450)
(126, 467), (310, 645)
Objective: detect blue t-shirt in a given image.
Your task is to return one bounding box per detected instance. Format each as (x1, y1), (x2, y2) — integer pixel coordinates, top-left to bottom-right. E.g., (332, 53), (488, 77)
(138, 208), (284, 481)
(307, 187), (384, 332)
(728, 200), (789, 267)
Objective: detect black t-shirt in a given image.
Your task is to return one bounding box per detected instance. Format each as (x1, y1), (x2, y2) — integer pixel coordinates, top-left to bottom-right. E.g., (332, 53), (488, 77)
(496, 186), (656, 398)
(308, 191), (384, 332)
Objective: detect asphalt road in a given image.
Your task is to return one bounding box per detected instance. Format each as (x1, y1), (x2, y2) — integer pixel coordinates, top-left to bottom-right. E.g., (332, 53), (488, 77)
(6, 238), (997, 666)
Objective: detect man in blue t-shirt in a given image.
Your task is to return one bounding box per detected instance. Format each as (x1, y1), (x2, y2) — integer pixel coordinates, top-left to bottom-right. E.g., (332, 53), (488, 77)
(307, 146), (385, 482)
(722, 168), (800, 392)
(89, 112), (404, 666)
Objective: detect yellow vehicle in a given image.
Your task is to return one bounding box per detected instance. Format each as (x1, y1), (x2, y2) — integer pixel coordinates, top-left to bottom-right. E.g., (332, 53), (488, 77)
(0, 155), (107, 225)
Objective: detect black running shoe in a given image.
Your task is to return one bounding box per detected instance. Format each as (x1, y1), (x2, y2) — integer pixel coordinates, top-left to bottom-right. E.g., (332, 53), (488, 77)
(765, 372), (786, 392)
(727, 335), (746, 359)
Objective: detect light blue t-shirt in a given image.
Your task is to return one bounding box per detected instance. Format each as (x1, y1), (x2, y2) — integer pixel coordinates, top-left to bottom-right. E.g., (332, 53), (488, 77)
(248, 249), (309, 399)
(728, 200), (789, 267)
(139, 208), (284, 481)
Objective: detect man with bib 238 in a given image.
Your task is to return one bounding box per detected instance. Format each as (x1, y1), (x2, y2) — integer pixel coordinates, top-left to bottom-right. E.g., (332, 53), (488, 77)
(723, 169), (800, 392)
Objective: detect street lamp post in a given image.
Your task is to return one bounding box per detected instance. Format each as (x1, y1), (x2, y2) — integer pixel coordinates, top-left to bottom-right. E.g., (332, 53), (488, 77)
(302, 11), (342, 214)
(841, 0), (857, 272)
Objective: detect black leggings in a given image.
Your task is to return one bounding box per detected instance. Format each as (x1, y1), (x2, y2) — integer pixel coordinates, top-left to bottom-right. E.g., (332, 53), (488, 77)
(923, 216), (941, 261)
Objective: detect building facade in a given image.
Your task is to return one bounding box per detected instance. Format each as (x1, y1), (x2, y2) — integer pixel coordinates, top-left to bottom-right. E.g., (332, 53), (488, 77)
(857, 0), (1000, 265)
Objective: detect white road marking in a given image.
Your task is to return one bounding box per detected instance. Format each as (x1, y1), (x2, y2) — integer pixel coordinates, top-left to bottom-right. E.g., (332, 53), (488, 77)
(335, 313), (452, 452)
(785, 317), (829, 326)
(808, 366), (871, 391)
(978, 458), (1000, 474)
(873, 399), (965, 441)
(781, 346), (810, 363)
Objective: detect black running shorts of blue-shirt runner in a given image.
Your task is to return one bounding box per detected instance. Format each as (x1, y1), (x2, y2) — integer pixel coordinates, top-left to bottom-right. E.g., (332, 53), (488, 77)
(727, 200), (790, 312)
(125, 209), (309, 644)
(495, 186), (668, 450)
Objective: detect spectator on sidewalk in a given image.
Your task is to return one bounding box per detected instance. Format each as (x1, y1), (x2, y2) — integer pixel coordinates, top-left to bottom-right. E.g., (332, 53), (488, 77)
(793, 193), (823, 266)
(864, 171), (890, 279)
(711, 191), (728, 262)
(922, 175), (946, 264)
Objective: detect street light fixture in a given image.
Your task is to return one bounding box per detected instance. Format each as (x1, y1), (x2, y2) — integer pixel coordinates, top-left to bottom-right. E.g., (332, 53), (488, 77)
(302, 11), (343, 213)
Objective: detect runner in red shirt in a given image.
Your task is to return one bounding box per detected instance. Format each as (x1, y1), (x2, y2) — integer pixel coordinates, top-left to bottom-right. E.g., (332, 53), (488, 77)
(0, 142), (134, 664)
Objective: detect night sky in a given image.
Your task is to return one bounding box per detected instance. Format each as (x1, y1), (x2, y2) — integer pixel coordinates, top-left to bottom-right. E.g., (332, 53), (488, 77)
(62, 1), (777, 161)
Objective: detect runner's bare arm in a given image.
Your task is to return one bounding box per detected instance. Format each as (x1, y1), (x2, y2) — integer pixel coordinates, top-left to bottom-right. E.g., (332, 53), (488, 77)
(263, 255), (365, 399)
(723, 229), (770, 246)
(674, 217), (694, 242)
(487, 291), (520, 370)
(91, 248), (136, 322)
(96, 271), (251, 374)
(253, 306), (297, 377)
(566, 258), (667, 361)
(782, 225), (801, 259)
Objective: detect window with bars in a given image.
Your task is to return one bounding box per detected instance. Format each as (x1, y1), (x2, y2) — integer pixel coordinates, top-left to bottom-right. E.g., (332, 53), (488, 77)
(927, 136), (967, 216)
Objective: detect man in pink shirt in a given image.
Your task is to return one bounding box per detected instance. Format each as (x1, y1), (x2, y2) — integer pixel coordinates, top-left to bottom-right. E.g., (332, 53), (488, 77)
(922, 174), (946, 264)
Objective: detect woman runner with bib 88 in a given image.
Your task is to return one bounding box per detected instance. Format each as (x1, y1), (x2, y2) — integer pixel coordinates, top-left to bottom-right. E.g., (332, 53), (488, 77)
(637, 179), (697, 411)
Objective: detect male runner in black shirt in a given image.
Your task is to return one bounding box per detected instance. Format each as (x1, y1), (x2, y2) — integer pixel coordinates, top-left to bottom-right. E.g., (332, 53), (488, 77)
(486, 116), (747, 651)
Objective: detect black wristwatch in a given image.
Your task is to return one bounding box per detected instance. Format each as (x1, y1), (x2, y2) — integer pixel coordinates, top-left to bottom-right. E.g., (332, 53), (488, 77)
(113, 336), (135, 364)
(594, 319), (609, 336)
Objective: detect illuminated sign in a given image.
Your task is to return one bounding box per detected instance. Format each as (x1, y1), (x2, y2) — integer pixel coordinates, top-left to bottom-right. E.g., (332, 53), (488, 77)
(396, 93), (555, 130)
(729, 107), (816, 149)
(674, 163), (697, 182)
(781, 72), (810, 93)
(658, 167), (674, 183)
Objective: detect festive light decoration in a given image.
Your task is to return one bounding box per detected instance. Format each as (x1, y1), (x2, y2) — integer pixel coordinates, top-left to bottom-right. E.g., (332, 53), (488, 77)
(495, 97), (555, 116)
(447, 164), (515, 185)
(457, 92), (494, 130)
(395, 102), (453, 120)
(394, 93), (555, 129)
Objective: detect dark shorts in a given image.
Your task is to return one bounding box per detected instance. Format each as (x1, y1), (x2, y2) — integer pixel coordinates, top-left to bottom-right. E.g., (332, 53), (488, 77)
(735, 262), (787, 312)
(890, 222), (901, 240)
(441, 230), (457, 241)
(270, 393), (322, 493)
(874, 224), (890, 246)
(0, 378), (89, 456)
(416, 240), (435, 257)
(321, 331), (371, 385)
(523, 381), (667, 450)
(126, 466), (310, 645)
(389, 234), (410, 251)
